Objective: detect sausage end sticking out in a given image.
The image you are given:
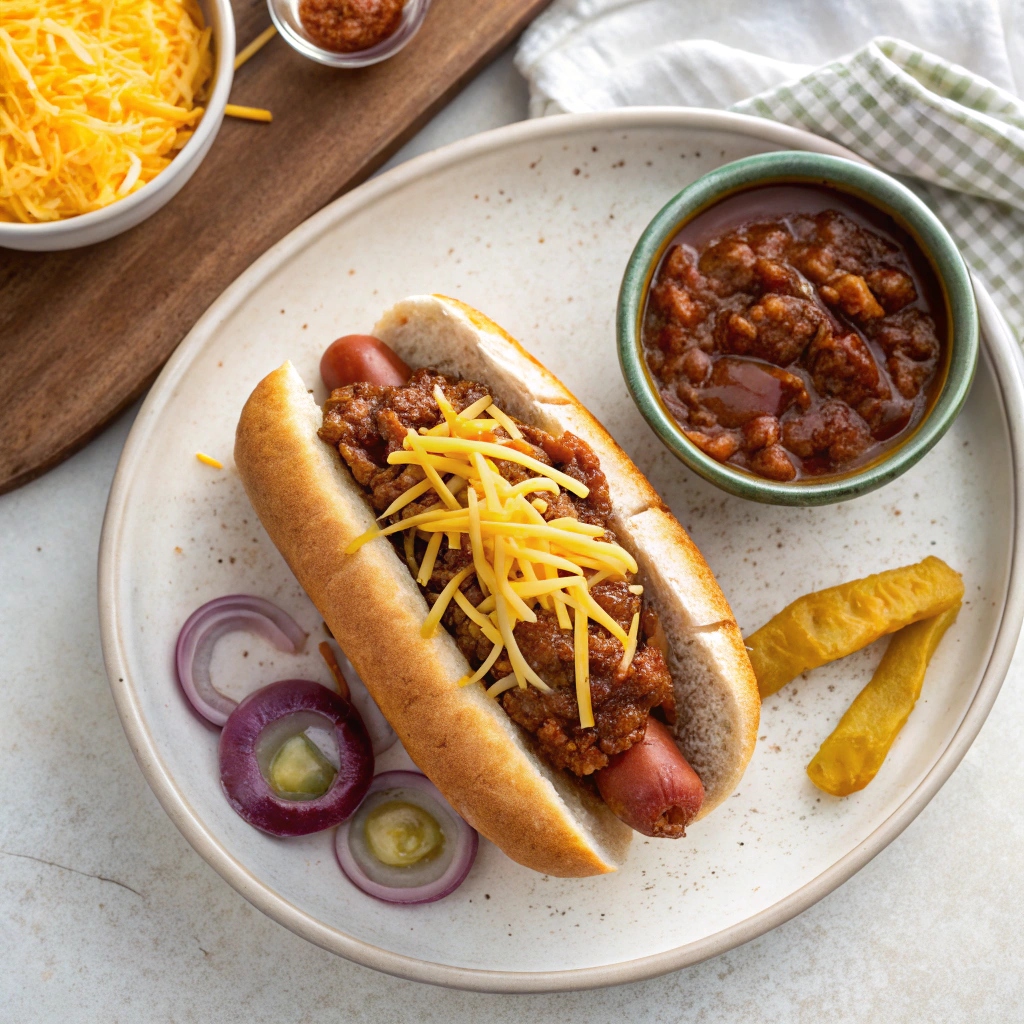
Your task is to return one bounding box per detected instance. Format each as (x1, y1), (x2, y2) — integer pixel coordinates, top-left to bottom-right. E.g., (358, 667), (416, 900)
(321, 335), (412, 390)
(596, 716), (704, 838)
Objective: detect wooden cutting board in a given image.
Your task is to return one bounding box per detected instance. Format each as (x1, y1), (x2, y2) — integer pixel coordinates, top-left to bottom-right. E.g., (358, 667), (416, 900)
(0, 0), (549, 494)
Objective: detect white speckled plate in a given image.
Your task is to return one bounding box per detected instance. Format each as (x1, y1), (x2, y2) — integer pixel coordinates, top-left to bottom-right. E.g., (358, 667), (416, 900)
(98, 110), (1024, 992)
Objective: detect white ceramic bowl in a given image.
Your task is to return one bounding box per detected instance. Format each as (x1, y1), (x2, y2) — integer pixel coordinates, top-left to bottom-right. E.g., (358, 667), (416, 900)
(0, 0), (234, 252)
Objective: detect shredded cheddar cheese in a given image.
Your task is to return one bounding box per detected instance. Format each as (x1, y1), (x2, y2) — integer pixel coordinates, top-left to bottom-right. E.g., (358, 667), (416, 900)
(233, 24), (276, 70)
(0, 0), (212, 223)
(346, 387), (643, 728)
(195, 451), (222, 469)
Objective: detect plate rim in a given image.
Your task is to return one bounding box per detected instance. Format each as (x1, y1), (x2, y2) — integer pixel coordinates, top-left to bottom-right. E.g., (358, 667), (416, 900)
(98, 107), (1024, 993)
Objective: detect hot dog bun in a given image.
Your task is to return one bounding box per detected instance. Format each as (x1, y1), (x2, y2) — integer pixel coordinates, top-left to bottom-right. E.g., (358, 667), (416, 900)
(234, 296), (759, 876)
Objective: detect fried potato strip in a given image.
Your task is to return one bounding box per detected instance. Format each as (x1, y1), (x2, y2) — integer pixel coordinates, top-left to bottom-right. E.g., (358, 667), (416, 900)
(746, 556), (964, 699)
(807, 602), (961, 796)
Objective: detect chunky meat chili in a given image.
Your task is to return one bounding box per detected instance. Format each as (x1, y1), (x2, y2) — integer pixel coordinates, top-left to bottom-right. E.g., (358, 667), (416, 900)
(642, 185), (947, 481)
(319, 369), (675, 777)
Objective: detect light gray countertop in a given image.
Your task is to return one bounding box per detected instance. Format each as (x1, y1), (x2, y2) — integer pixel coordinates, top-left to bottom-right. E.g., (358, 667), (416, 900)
(2, 47), (1023, 1024)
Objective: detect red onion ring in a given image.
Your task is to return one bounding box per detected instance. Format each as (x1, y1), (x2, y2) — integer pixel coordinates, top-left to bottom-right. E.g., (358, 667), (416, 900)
(220, 679), (373, 837)
(335, 771), (478, 904)
(176, 595), (307, 725)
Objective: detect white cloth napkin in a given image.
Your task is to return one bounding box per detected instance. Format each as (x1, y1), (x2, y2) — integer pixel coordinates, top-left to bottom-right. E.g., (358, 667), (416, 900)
(516, 0), (1022, 114)
(515, 0), (1024, 340)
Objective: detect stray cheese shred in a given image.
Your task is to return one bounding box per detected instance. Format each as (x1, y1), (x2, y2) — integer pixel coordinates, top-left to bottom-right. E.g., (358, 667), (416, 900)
(347, 386), (643, 728)
(233, 24), (276, 71)
(224, 103), (272, 123)
(0, 0), (213, 223)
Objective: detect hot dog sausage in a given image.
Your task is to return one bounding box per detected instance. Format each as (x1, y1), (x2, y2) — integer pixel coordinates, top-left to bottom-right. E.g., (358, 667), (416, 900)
(321, 335), (412, 390)
(595, 716), (704, 838)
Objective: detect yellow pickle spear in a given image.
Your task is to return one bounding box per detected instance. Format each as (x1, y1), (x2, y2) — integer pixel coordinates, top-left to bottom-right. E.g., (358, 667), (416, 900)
(807, 602), (961, 796)
(746, 556), (964, 699)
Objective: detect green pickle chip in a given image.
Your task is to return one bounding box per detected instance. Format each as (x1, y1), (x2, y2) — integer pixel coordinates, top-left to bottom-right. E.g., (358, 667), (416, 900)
(268, 733), (337, 799)
(364, 800), (445, 867)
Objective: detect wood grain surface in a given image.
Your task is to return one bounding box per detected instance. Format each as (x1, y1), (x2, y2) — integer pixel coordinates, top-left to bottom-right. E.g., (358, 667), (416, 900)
(0, 0), (548, 494)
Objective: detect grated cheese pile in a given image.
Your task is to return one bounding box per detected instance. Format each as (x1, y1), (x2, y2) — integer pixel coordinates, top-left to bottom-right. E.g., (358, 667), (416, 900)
(347, 388), (644, 728)
(0, 0), (212, 223)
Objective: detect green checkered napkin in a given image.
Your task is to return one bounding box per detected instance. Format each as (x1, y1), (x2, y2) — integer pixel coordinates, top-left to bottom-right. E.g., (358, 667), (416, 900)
(733, 37), (1024, 342)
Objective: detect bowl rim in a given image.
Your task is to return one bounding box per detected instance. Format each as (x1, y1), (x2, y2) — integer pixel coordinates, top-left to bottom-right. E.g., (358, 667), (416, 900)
(616, 150), (980, 506)
(0, 0), (235, 242)
(267, 0), (432, 69)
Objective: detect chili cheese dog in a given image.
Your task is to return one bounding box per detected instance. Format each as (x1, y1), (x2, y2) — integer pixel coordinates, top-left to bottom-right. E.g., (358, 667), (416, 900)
(235, 295), (760, 876)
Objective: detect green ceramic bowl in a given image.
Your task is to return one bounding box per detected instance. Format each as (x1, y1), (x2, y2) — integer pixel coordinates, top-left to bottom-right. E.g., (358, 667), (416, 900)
(617, 151), (979, 505)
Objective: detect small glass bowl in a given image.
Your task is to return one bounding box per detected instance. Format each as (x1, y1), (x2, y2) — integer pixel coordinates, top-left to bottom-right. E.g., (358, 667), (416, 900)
(267, 0), (431, 68)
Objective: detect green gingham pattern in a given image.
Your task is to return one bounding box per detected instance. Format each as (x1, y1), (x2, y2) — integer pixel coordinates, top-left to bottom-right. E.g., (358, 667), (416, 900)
(733, 37), (1024, 342)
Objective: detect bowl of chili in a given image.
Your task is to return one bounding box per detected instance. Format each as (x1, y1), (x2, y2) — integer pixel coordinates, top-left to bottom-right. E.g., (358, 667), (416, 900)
(617, 151), (979, 505)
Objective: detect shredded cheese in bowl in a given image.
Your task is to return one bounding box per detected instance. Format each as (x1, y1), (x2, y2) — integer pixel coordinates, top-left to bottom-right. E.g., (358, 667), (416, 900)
(0, 0), (213, 223)
(346, 388), (644, 729)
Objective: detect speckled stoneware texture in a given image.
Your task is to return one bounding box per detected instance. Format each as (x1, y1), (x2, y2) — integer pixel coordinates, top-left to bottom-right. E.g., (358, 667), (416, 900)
(99, 110), (1024, 992)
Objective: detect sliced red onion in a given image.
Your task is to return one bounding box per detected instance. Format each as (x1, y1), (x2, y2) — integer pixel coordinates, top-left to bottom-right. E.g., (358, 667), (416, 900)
(335, 771), (478, 904)
(176, 595), (307, 726)
(220, 679), (373, 836)
(333, 647), (398, 756)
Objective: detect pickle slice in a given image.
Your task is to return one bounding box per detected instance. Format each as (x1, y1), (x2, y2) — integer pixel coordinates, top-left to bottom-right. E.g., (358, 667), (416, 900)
(364, 800), (445, 867)
(267, 733), (337, 799)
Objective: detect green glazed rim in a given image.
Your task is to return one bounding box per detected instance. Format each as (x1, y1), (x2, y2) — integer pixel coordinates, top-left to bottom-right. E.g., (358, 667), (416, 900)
(617, 151), (980, 506)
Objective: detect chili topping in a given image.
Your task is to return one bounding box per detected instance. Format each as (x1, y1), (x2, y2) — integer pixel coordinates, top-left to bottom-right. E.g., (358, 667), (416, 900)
(319, 369), (676, 776)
